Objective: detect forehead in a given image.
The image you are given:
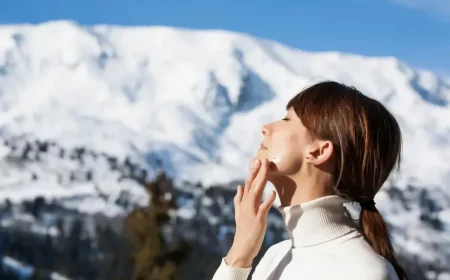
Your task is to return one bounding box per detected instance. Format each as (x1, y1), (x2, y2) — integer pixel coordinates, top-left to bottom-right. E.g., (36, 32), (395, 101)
(286, 107), (309, 131)
(286, 107), (296, 115)
(286, 107), (300, 119)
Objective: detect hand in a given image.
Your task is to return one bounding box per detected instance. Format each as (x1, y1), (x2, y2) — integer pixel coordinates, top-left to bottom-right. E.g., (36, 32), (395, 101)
(225, 158), (277, 268)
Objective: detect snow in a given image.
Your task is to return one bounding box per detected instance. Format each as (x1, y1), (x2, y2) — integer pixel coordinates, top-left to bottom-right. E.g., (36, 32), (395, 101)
(177, 208), (196, 220)
(0, 136), (150, 216)
(2, 256), (35, 276)
(50, 272), (72, 280)
(1, 25), (448, 180)
(1, 20), (448, 189)
(2, 256), (25, 270)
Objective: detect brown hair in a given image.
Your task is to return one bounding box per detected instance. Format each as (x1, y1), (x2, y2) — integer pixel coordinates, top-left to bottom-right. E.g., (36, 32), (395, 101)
(286, 81), (408, 280)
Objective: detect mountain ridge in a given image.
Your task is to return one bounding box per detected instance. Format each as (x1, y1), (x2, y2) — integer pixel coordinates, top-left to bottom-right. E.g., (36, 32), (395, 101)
(0, 19), (449, 190)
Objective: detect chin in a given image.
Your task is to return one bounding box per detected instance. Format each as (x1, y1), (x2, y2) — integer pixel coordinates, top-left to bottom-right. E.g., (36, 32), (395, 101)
(255, 152), (290, 174)
(268, 160), (301, 178)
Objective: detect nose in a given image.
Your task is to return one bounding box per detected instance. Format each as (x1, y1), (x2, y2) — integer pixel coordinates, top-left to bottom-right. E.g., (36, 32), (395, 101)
(261, 124), (270, 136)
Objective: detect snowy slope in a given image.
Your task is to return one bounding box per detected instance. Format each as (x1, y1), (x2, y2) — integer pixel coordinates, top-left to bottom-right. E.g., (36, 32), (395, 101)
(1, 20), (449, 190)
(0, 136), (150, 216)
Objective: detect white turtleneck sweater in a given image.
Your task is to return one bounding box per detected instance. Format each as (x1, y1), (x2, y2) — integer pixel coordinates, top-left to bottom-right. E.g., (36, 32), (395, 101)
(212, 195), (399, 280)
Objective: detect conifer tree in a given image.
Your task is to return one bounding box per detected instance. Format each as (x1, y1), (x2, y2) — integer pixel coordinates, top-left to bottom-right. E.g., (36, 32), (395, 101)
(125, 172), (190, 280)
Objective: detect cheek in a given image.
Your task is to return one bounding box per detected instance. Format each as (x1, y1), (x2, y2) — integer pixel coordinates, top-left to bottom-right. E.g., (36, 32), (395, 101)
(270, 136), (295, 158)
(267, 135), (303, 174)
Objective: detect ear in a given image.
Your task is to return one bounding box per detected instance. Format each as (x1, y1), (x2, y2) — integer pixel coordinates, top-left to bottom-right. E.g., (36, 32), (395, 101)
(305, 140), (334, 166)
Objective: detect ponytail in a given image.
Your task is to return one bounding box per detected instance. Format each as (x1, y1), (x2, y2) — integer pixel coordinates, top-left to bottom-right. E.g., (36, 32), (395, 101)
(360, 207), (409, 280)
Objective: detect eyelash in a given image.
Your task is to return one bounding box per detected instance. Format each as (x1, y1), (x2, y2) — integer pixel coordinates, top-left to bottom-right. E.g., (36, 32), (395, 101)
(282, 118), (289, 121)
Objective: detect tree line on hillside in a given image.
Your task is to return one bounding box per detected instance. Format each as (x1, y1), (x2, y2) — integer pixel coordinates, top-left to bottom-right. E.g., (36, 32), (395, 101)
(0, 173), (186, 280)
(0, 175), (443, 280)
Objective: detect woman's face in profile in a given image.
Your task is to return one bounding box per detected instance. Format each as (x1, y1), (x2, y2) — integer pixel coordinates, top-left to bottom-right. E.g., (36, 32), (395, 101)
(256, 107), (314, 177)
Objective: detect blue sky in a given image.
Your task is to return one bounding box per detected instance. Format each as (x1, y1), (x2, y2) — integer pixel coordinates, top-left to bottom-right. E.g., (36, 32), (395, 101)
(1, 0), (449, 77)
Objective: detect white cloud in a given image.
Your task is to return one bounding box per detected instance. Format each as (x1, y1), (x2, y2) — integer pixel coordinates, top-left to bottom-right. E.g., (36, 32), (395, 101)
(391, 0), (450, 18)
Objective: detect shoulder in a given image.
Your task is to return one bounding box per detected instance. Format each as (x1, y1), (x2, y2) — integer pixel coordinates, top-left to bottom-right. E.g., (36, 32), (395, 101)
(347, 253), (399, 280)
(335, 237), (400, 280)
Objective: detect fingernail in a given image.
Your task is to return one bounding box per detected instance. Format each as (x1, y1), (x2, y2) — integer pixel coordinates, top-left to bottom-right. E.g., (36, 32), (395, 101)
(253, 159), (261, 168)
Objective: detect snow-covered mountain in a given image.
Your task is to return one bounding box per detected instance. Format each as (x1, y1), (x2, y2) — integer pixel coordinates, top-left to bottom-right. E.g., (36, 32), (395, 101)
(0, 20), (450, 278)
(1, 20), (449, 189)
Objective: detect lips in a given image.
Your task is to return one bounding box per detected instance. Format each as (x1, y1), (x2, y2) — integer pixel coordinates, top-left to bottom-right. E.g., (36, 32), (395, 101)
(260, 143), (268, 150)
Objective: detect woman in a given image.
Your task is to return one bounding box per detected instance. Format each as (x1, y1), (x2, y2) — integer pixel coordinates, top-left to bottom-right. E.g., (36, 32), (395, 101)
(212, 81), (408, 280)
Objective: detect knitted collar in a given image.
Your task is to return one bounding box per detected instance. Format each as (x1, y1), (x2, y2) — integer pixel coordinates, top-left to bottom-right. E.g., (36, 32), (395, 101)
(278, 195), (357, 247)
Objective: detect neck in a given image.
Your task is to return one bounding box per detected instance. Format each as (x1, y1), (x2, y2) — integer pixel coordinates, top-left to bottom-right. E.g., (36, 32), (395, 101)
(278, 195), (357, 247)
(270, 173), (334, 206)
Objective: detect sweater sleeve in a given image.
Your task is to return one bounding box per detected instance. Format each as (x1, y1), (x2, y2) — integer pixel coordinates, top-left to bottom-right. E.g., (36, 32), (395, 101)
(211, 258), (252, 280)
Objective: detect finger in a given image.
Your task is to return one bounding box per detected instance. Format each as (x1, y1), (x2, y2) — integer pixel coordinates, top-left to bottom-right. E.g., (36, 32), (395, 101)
(234, 185), (243, 209)
(244, 159), (261, 195)
(257, 190), (276, 220)
(250, 158), (269, 199)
